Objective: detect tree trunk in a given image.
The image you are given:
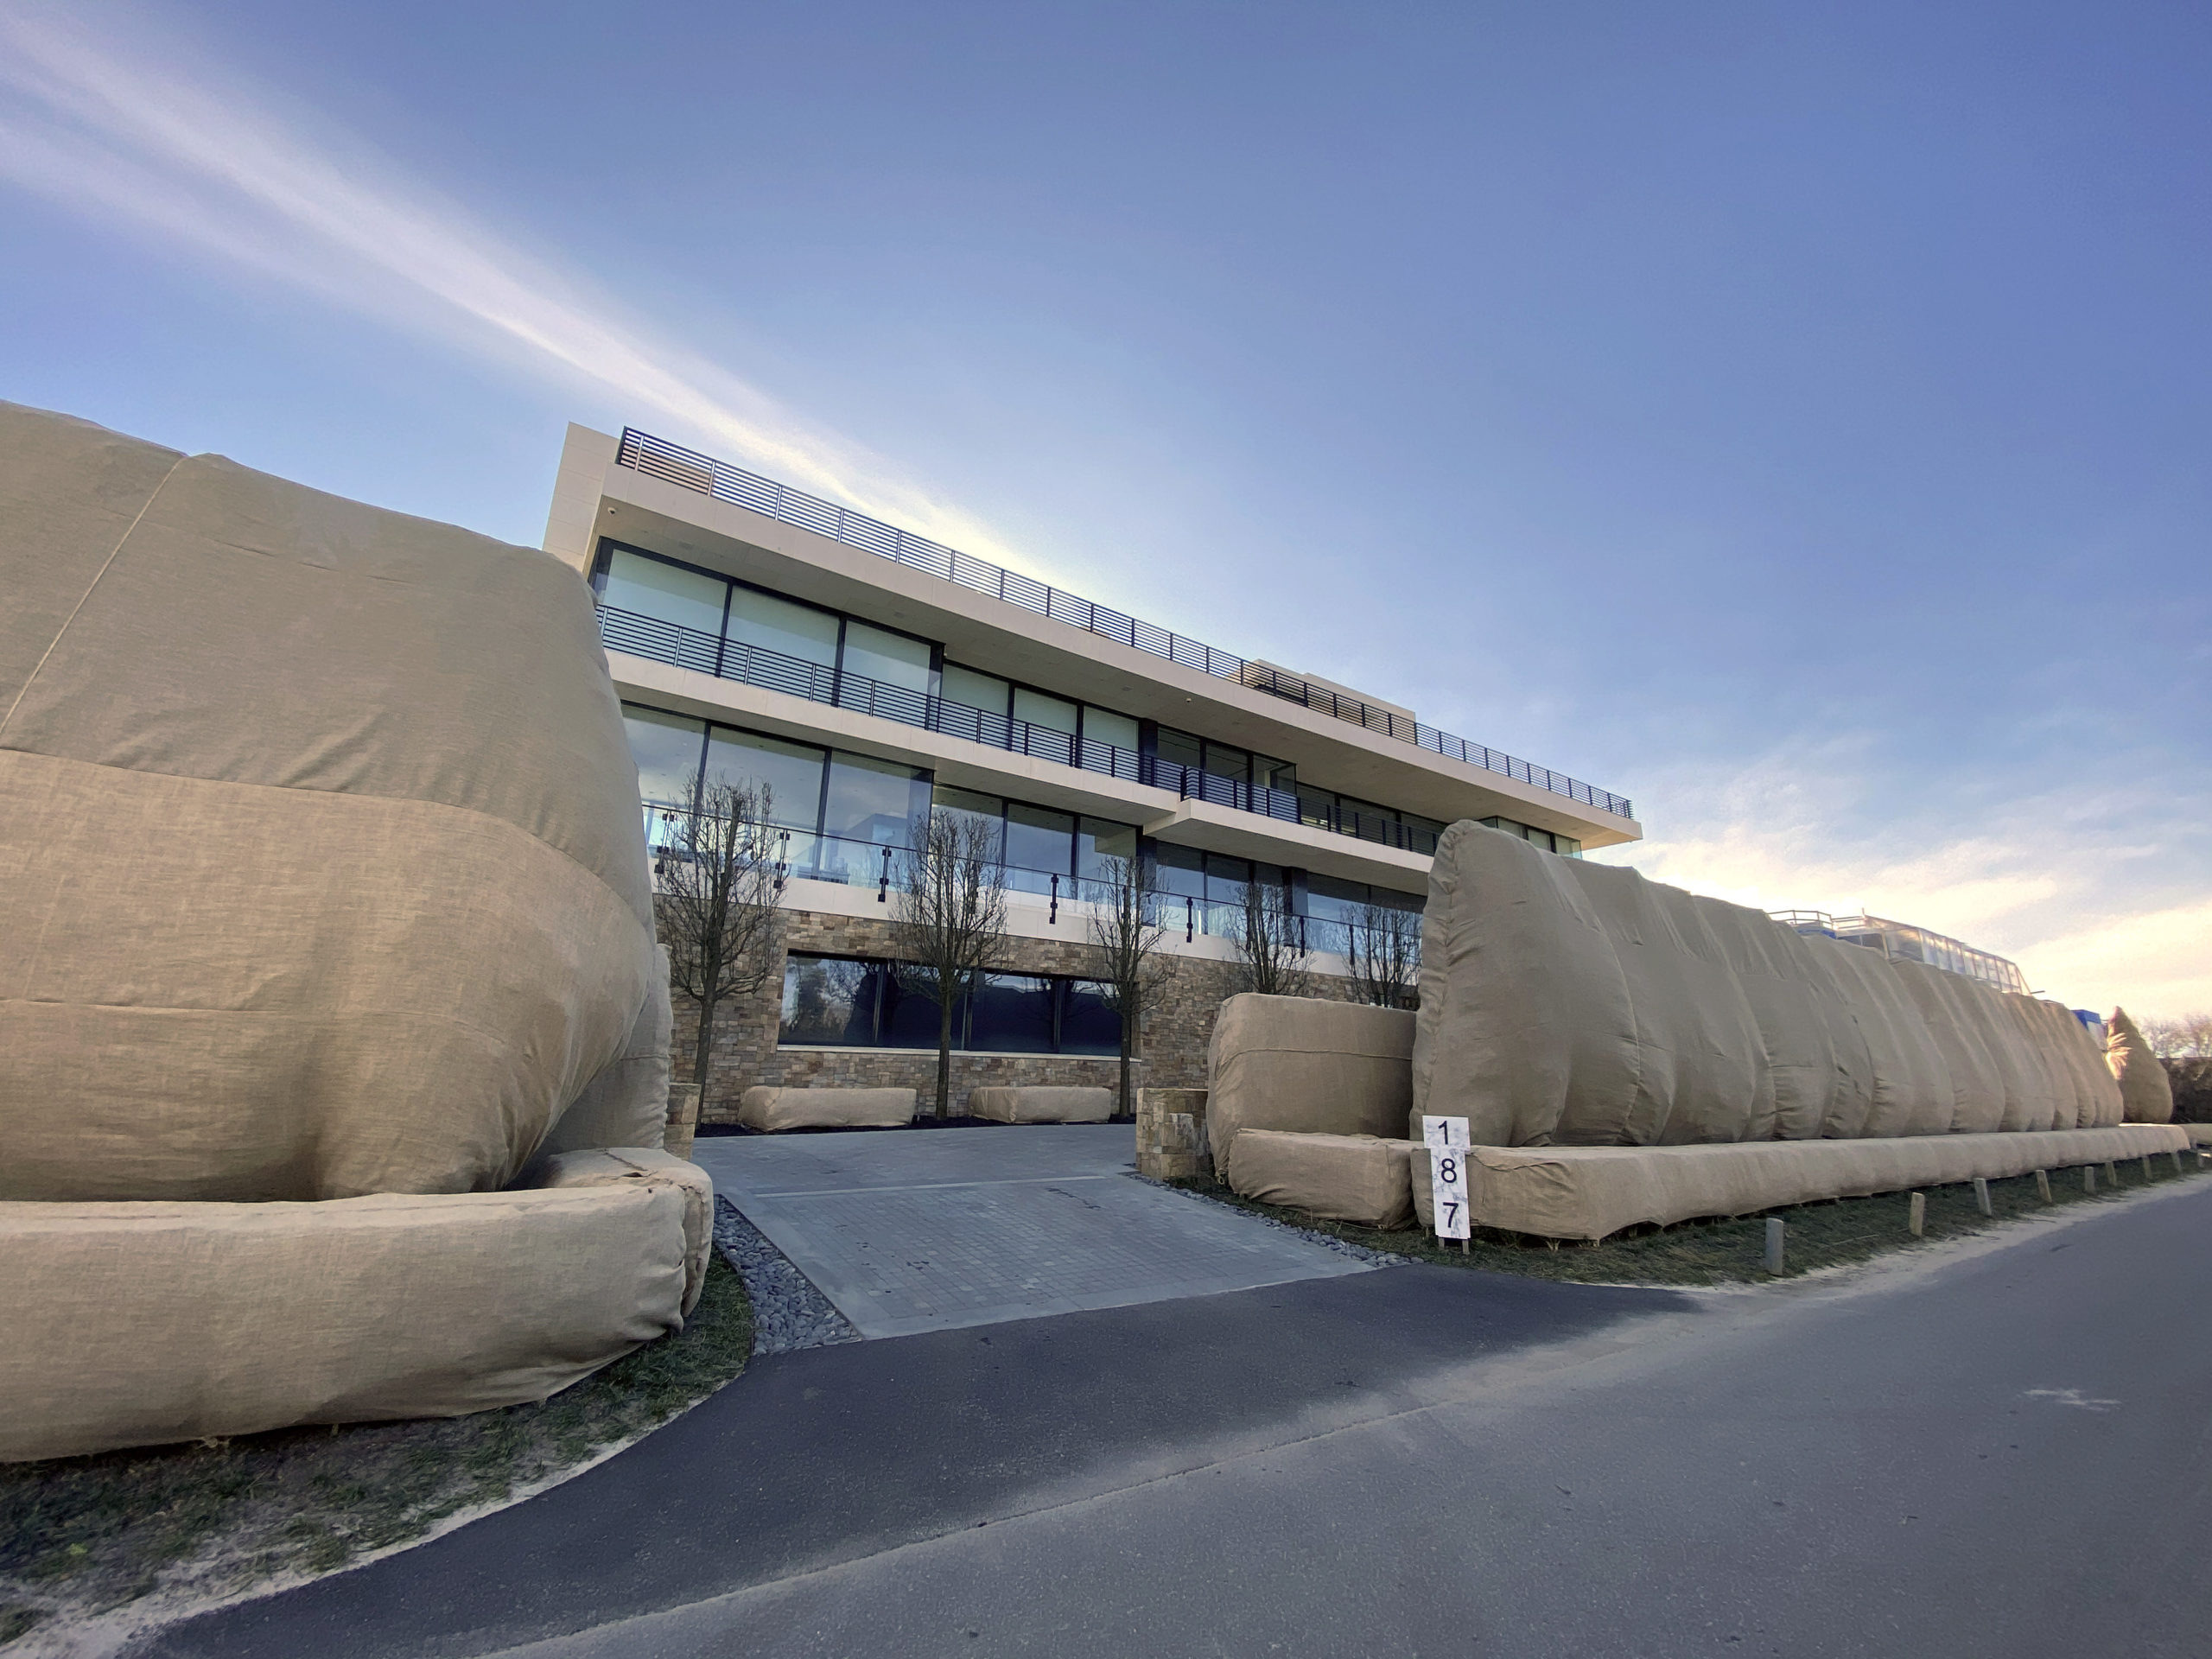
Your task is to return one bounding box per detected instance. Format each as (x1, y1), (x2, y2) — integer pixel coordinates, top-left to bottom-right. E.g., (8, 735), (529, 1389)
(691, 994), (718, 1118)
(1118, 1001), (1135, 1119)
(935, 995), (954, 1119)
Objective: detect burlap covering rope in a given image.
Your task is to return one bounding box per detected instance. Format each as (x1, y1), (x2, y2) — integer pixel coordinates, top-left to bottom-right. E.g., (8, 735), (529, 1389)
(1, 403), (700, 1461)
(1412, 822), (2122, 1147)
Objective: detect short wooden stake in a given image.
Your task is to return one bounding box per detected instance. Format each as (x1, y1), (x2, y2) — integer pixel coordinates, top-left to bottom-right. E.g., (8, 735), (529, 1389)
(2083, 1165), (2096, 1195)
(1908, 1191), (1926, 1237)
(2036, 1169), (2052, 1205)
(2141, 1154), (2154, 1182)
(1764, 1217), (1785, 1274)
(1973, 1176), (1993, 1217)
(2172, 1150), (2187, 1177)
(2104, 1160), (2120, 1188)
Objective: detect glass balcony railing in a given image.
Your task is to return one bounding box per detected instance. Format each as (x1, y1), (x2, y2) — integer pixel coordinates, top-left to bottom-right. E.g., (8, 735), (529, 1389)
(604, 604), (1442, 857)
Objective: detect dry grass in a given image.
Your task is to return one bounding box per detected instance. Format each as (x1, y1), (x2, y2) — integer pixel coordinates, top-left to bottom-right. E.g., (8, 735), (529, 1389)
(1174, 1151), (2203, 1287)
(0, 1254), (752, 1650)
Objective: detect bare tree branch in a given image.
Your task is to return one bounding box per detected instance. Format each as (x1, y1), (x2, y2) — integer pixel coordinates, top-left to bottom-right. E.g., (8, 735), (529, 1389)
(656, 778), (788, 1114)
(1084, 853), (1174, 1118)
(889, 806), (1009, 1118)
(1231, 876), (1313, 1000)
(1345, 899), (1421, 1009)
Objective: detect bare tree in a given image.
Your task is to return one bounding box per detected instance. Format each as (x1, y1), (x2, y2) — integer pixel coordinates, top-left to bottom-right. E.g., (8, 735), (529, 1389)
(1345, 899), (1421, 1008)
(1084, 853), (1174, 1119)
(2145, 1014), (2212, 1059)
(657, 779), (789, 1111)
(890, 806), (1009, 1118)
(1232, 876), (1313, 999)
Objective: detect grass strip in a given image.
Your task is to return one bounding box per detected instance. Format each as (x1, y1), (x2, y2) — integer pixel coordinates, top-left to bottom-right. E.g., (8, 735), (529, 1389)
(0, 1252), (751, 1646)
(1173, 1154), (2203, 1287)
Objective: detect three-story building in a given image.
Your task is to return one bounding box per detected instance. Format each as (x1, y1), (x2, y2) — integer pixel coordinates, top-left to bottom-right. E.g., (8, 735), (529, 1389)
(543, 425), (1642, 1119)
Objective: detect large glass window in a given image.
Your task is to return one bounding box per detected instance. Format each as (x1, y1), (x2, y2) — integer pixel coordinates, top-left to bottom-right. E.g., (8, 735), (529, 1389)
(727, 586), (839, 669)
(1155, 726), (1205, 773)
(1076, 817), (1138, 884)
(1014, 688), (1078, 736)
(1083, 708), (1140, 755)
(1005, 803), (1076, 893)
(967, 973), (1058, 1053)
(624, 706), (708, 810)
(779, 954), (1121, 1056)
(842, 620), (931, 694)
(931, 785), (1007, 860)
(704, 728), (825, 830)
(601, 550), (726, 637)
(1058, 980), (1122, 1056)
(941, 664), (1010, 717)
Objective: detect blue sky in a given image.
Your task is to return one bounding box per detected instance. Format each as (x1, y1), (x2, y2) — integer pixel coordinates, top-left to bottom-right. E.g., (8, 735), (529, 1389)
(3, 0), (2206, 1013)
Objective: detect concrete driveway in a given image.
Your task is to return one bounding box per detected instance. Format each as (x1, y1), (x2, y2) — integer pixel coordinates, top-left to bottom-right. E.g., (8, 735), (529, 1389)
(690, 1123), (1374, 1338)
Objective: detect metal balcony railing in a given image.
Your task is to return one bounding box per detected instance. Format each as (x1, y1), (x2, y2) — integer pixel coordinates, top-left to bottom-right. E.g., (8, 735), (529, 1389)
(601, 603), (1443, 858)
(612, 427), (1634, 823)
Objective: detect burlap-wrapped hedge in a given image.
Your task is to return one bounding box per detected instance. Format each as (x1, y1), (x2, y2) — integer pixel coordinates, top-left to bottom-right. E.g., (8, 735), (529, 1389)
(1, 403), (698, 1460)
(2106, 1007), (2176, 1124)
(1412, 823), (2122, 1147)
(738, 1086), (918, 1132)
(967, 1085), (1114, 1123)
(1206, 994), (1414, 1167)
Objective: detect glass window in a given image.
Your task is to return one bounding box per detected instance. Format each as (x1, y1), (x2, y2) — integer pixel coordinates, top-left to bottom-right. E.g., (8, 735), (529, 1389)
(1204, 855), (1252, 907)
(1297, 787), (1338, 830)
(823, 752), (927, 846)
(1203, 741), (1250, 785)
(779, 957), (880, 1046)
(967, 973), (1057, 1053)
(1371, 886), (1425, 915)
(1077, 817), (1138, 883)
(1254, 754), (1297, 793)
(1152, 842), (1205, 899)
(1081, 707), (1140, 755)
(1155, 727), (1205, 772)
(842, 620), (931, 694)
(1013, 688), (1079, 736)
(702, 727), (824, 831)
(1058, 981), (1122, 1057)
(941, 663), (1009, 717)
(622, 704), (707, 810)
(879, 971), (952, 1049)
(1304, 872), (1368, 927)
(1004, 802), (1075, 884)
(727, 586), (840, 669)
(931, 785), (1007, 861)
(601, 550), (726, 637)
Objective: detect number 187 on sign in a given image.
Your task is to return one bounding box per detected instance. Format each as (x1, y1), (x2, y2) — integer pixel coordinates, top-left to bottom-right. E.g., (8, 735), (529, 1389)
(1423, 1116), (1471, 1242)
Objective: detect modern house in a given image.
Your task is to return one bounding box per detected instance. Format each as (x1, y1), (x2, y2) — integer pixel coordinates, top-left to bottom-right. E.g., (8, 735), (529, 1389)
(543, 425), (1643, 1117)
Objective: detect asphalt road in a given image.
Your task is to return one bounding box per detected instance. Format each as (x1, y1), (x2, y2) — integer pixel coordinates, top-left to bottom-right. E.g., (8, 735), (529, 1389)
(143, 1180), (2212, 1659)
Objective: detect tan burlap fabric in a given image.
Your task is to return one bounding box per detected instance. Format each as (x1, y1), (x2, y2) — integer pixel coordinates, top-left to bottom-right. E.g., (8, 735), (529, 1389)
(0, 1183), (690, 1462)
(1, 402), (663, 1202)
(1406, 1123), (2188, 1240)
(1205, 994), (1414, 1167)
(1225, 1129), (1416, 1229)
(737, 1086), (918, 1131)
(2106, 1007), (2176, 1124)
(1, 404), (698, 1461)
(1412, 821), (2122, 1147)
(966, 1086), (1114, 1123)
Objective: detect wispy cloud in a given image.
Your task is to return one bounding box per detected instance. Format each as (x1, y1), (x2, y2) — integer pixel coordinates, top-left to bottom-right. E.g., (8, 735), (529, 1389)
(0, 1), (1027, 566)
(1590, 737), (2212, 1018)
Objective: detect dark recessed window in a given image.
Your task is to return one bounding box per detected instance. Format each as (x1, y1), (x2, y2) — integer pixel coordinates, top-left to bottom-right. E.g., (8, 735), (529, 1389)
(779, 953), (1123, 1056)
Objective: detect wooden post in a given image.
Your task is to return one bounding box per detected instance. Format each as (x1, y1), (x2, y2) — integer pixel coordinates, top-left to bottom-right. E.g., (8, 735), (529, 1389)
(1764, 1217), (1785, 1274)
(2141, 1154), (2154, 1182)
(2173, 1150), (2187, 1178)
(2036, 1169), (2052, 1205)
(1973, 1176), (1993, 1217)
(2083, 1165), (2096, 1195)
(2104, 1160), (2120, 1188)
(1908, 1191), (1926, 1237)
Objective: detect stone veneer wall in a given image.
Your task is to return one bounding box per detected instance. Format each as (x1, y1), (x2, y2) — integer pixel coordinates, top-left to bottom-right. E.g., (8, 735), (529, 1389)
(673, 907), (1363, 1124)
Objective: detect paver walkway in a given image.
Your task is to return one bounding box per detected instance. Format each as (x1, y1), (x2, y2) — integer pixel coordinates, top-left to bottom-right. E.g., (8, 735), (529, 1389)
(687, 1123), (1373, 1337)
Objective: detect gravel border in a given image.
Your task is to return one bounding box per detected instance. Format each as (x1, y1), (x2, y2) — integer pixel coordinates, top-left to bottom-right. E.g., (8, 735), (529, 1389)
(712, 1197), (862, 1355)
(1132, 1173), (1411, 1267)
